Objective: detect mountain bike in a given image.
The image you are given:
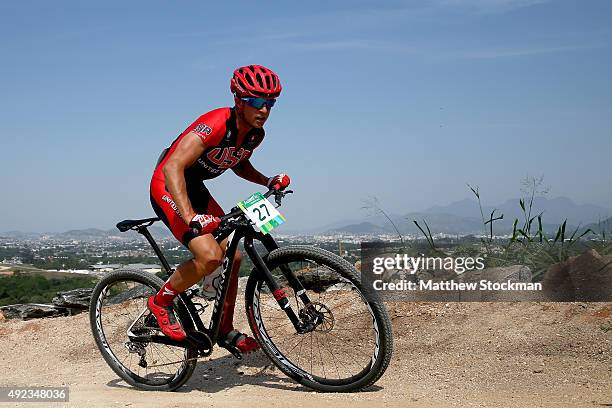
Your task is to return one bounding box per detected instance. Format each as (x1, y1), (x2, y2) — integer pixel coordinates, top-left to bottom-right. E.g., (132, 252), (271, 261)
(89, 188), (393, 392)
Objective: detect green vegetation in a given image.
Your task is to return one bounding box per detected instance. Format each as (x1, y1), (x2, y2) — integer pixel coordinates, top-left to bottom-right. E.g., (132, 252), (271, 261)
(413, 176), (611, 280)
(0, 272), (98, 306)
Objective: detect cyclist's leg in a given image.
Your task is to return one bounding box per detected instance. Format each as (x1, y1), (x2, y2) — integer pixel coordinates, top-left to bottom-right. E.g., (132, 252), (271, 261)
(215, 237), (260, 352)
(150, 177), (225, 291)
(219, 247), (241, 334)
(148, 177), (224, 339)
(166, 189), (256, 351)
(174, 235), (223, 290)
(199, 192), (244, 335)
(197, 191), (257, 351)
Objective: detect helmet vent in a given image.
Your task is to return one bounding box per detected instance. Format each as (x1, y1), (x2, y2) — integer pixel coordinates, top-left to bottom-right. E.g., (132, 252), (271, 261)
(231, 64), (282, 98)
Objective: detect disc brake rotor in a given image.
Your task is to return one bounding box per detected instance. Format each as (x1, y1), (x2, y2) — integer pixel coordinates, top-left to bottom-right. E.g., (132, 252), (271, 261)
(299, 301), (335, 333)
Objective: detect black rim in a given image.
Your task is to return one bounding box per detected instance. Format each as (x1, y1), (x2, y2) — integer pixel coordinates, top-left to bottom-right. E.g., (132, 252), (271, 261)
(94, 278), (192, 386)
(252, 258), (381, 386)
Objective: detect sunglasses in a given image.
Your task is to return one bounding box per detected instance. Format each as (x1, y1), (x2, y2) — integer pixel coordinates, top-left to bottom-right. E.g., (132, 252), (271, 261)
(240, 97), (276, 109)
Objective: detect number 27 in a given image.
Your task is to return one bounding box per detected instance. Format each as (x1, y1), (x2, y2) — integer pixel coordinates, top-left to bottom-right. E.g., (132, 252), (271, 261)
(252, 203), (270, 221)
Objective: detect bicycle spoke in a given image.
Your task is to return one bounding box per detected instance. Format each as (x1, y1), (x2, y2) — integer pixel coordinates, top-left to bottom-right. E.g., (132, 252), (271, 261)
(317, 331), (348, 378)
(309, 332), (313, 375)
(330, 327), (374, 331)
(326, 330), (372, 360)
(249, 249), (391, 390)
(264, 320), (295, 332)
(92, 275), (196, 388)
(314, 331), (326, 378)
(296, 332), (306, 374)
(286, 334), (308, 354)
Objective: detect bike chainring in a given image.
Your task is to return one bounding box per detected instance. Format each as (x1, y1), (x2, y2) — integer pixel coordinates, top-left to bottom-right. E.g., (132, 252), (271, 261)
(186, 330), (213, 357)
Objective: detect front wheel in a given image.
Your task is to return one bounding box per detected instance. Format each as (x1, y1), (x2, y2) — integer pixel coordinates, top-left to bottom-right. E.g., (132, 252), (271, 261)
(245, 246), (393, 392)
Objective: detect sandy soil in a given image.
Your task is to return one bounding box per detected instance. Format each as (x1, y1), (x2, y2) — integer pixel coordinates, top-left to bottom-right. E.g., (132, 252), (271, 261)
(0, 300), (610, 408)
(0, 266), (13, 276)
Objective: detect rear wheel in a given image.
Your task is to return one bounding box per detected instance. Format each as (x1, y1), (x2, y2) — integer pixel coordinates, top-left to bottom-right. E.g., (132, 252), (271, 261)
(245, 246), (393, 392)
(89, 269), (197, 391)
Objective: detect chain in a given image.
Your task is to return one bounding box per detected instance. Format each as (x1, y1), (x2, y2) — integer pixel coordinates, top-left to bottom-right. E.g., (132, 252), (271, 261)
(142, 356), (201, 368)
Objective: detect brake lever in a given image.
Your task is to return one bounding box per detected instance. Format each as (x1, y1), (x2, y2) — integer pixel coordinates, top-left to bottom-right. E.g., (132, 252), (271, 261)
(273, 189), (294, 206)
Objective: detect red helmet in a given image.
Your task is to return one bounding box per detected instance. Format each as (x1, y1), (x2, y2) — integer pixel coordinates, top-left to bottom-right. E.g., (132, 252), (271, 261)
(230, 65), (282, 98)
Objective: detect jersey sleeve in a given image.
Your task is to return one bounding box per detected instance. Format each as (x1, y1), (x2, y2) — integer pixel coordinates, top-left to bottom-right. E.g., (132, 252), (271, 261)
(247, 128), (265, 153)
(184, 108), (230, 146)
(251, 128), (265, 150)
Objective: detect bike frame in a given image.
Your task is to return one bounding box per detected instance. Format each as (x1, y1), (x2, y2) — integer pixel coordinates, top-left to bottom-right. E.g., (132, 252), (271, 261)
(132, 217), (313, 349)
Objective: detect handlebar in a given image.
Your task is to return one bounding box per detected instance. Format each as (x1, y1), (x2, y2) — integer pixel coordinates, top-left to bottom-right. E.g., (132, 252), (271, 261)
(215, 188), (293, 235)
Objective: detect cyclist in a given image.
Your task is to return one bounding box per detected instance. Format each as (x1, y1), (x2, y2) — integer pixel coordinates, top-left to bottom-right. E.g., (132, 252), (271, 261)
(148, 65), (290, 354)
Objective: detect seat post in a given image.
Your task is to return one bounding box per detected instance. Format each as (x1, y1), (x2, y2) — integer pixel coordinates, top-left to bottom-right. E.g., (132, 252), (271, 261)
(137, 226), (173, 275)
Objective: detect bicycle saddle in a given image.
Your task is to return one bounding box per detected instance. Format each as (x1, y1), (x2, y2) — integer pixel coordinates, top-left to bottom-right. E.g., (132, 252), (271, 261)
(116, 217), (160, 232)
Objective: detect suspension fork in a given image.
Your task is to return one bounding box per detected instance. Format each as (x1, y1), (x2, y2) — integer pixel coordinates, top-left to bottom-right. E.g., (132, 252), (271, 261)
(258, 233), (313, 307)
(244, 234), (313, 333)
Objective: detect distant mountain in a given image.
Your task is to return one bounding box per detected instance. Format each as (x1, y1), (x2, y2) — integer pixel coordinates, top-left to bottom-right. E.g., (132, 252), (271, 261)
(55, 228), (114, 239)
(321, 214), (486, 236)
(423, 196), (611, 226)
(149, 225), (173, 239)
(490, 197), (611, 226)
(3, 197), (609, 238)
(581, 217), (612, 237)
(281, 216), (378, 235)
(423, 198), (480, 218)
(1, 224), (173, 241)
(319, 196), (610, 236)
(405, 213), (484, 235)
(326, 222), (391, 234)
(0, 231), (41, 239)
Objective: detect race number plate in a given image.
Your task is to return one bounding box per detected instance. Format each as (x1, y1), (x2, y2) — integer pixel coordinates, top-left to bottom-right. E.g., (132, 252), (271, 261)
(237, 192), (286, 234)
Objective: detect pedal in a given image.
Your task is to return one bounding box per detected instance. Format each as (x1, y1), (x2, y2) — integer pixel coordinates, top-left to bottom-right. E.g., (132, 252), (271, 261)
(225, 344), (244, 360)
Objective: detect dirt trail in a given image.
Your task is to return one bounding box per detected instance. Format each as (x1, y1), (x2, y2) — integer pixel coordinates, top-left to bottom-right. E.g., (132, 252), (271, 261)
(0, 266), (13, 276)
(0, 301), (610, 408)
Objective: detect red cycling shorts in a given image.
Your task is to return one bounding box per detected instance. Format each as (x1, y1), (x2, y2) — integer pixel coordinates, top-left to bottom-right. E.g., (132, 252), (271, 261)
(150, 176), (224, 247)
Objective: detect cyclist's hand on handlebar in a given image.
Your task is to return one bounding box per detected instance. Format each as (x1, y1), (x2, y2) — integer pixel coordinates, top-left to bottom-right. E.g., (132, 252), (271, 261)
(189, 214), (221, 234)
(267, 173), (290, 191)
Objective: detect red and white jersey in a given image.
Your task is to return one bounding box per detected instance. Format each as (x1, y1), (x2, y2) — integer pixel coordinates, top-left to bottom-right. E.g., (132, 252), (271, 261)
(153, 107), (264, 182)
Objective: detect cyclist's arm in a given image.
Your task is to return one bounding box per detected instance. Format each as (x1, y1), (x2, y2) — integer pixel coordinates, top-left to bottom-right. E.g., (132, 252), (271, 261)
(232, 159), (269, 186)
(162, 132), (206, 223)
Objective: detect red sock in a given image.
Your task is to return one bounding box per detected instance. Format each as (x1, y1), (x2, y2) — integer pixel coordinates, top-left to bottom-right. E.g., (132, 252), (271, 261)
(154, 280), (179, 307)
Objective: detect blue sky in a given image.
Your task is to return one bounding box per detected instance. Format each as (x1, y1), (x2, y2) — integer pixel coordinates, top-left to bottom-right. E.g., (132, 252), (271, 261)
(0, 0), (611, 232)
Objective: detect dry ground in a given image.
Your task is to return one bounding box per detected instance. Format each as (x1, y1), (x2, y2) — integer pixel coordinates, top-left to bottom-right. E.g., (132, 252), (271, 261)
(0, 300), (610, 408)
